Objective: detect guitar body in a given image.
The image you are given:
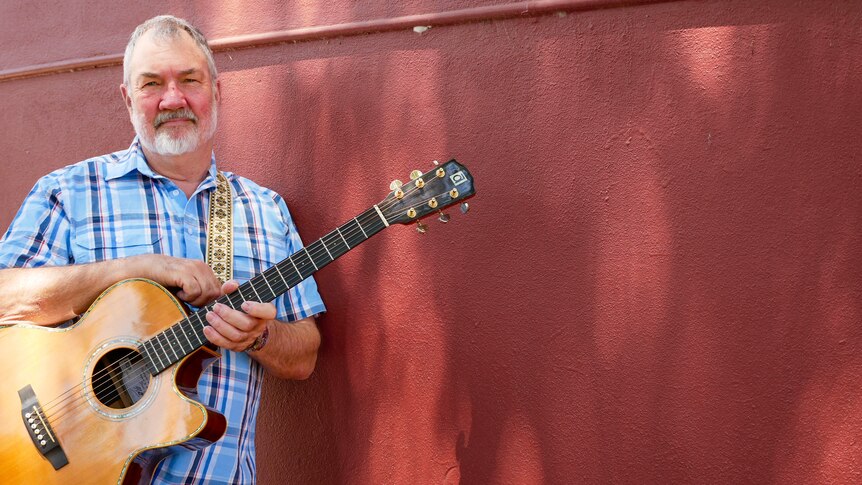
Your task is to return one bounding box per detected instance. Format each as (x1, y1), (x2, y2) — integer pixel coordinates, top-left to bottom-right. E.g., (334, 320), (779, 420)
(0, 279), (226, 484)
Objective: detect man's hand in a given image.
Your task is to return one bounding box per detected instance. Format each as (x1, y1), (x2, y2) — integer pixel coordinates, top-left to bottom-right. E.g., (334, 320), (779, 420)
(203, 279), (276, 352)
(128, 254), (222, 307)
(0, 254), (224, 326)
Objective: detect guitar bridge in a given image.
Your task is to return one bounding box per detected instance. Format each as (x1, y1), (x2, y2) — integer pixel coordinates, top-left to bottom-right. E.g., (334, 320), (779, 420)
(18, 384), (68, 470)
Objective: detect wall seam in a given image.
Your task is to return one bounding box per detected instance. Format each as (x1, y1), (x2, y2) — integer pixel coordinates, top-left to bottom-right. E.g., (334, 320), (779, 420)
(0, 0), (678, 83)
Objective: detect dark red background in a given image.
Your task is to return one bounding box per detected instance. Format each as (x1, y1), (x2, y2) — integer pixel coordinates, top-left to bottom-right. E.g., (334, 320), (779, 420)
(1, 1), (860, 483)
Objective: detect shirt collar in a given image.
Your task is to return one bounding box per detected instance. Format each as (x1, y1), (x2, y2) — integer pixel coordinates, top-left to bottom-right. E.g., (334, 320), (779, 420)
(104, 137), (220, 190)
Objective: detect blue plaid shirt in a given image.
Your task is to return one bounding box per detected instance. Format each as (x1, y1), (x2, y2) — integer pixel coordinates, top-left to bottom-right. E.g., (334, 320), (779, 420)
(0, 139), (326, 484)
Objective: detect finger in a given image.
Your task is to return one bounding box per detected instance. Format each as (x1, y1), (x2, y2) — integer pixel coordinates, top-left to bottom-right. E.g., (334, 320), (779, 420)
(176, 276), (202, 305)
(201, 276), (224, 303)
(241, 301), (277, 321)
(190, 276), (216, 307)
(186, 261), (221, 303)
(213, 301), (264, 333)
(202, 324), (250, 351)
(206, 304), (248, 340)
(221, 279), (240, 295)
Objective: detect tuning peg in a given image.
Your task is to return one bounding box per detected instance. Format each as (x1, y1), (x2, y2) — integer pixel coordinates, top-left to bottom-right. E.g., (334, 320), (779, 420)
(438, 212), (450, 223)
(390, 179), (403, 191)
(416, 222), (428, 234)
(410, 170), (423, 180)
(460, 202), (470, 214)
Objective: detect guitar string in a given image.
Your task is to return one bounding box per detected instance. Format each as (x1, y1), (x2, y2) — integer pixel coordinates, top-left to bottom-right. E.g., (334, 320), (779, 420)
(41, 182), (457, 424)
(42, 182), (453, 423)
(42, 197), (419, 423)
(43, 210), (381, 423)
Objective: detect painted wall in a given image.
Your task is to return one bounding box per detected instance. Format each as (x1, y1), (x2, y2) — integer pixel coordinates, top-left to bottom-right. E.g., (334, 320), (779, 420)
(1, 0), (860, 483)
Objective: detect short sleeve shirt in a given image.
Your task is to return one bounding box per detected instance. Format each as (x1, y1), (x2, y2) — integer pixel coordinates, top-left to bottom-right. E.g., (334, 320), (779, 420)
(0, 139), (326, 484)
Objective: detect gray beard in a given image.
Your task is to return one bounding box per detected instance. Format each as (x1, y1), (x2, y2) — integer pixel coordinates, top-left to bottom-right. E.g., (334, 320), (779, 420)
(132, 106), (218, 156)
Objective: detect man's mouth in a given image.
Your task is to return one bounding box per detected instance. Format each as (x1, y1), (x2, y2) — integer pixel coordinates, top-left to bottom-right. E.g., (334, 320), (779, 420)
(154, 110), (197, 129)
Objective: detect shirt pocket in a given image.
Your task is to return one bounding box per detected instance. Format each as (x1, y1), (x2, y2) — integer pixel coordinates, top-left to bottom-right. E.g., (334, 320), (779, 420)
(71, 229), (163, 264)
(232, 236), (289, 281)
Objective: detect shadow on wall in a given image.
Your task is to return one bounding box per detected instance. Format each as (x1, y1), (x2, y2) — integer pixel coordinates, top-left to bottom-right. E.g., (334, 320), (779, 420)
(213, 0), (862, 483)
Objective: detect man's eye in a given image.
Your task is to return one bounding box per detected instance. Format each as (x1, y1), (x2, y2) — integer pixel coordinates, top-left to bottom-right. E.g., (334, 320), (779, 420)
(142, 81), (158, 87)
(183, 79), (200, 84)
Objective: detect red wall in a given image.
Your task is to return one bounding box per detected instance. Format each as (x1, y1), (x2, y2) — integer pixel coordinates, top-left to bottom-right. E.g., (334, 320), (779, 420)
(2, 1), (861, 483)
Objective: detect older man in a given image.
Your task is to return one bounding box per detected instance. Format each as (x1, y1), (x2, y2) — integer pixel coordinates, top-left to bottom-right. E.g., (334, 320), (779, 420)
(0, 15), (324, 484)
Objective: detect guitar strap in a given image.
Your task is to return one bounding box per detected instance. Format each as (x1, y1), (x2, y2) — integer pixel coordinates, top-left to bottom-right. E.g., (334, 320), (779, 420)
(206, 172), (234, 283)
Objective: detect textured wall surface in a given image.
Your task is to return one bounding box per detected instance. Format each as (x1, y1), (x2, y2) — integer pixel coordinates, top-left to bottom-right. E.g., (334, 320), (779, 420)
(1, 1), (861, 483)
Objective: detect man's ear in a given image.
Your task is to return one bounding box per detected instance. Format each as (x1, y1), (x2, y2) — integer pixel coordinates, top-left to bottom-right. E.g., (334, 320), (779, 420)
(120, 84), (133, 112)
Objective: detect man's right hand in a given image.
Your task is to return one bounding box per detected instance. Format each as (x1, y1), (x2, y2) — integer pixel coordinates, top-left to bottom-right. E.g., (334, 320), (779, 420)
(0, 254), (222, 326)
(127, 254), (222, 307)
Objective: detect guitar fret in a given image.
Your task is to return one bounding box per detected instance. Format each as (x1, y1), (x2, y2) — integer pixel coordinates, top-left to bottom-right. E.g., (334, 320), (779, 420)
(178, 320), (193, 351)
(193, 312), (207, 346)
(304, 247), (319, 271)
(168, 326), (184, 357)
(336, 227), (351, 249)
(260, 275), (275, 298)
(273, 263), (288, 287)
(325, 231), (347, 258)
(141, 343), (157, 373)
(235, 286), (248, 305)
(247, 280), (262, 302)
(320, 238), (334, 261)
(344, 219), (367, 248)
(354, 217), (368, 238)
(289, 255), (304, 279)
(153, 340), (167, 370)
(155, 334), (170, 367)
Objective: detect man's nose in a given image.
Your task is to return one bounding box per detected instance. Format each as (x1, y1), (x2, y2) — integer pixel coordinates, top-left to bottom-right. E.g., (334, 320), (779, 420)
(159, 82), (188, 110)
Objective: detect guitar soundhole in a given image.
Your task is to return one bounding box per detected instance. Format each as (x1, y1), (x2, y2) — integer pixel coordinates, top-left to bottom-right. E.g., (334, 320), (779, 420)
(92, 348), (151, 409)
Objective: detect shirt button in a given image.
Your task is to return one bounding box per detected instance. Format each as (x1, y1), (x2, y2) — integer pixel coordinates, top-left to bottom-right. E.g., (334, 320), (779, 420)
(172, 190), (180, 196)
(187, 227), (194, 235)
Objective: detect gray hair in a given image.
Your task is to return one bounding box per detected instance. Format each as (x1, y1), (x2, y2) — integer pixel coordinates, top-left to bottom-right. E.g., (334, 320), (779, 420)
(123, 15), (218, 87)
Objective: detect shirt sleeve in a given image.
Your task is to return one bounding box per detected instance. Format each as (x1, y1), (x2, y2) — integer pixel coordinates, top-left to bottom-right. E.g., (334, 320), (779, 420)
(273, 194), (326, 322)
(0, 176), (72, 269)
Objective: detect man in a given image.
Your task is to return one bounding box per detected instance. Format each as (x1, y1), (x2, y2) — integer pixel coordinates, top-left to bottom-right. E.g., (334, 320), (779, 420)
(0, 15), (325, 484)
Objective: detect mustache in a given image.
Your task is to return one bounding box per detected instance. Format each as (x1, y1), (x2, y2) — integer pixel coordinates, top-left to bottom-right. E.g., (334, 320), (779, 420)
(154, 109), (197, 128)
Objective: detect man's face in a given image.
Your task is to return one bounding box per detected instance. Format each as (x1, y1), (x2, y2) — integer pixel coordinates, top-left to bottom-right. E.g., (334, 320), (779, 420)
(122, 30), (219, 156)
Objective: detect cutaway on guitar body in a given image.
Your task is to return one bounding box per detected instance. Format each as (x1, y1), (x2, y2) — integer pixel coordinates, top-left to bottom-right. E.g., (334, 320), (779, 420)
(0, 278), (226, 485)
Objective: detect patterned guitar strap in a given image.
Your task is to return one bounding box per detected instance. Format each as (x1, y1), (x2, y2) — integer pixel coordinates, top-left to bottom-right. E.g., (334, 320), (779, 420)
(124, 173), (233, 408)
(206, 172), (234, 283)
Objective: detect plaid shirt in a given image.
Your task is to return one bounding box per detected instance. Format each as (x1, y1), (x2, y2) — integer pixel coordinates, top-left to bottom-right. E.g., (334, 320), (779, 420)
(0, 139), (326, 484)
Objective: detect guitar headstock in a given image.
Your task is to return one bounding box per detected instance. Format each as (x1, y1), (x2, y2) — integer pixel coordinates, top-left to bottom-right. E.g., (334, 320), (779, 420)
(378, 159), (476, 228)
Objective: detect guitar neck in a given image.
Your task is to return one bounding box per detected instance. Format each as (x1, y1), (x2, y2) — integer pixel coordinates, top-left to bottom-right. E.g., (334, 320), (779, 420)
(141, 205), (389, 374)
(139, 158), (476, 375)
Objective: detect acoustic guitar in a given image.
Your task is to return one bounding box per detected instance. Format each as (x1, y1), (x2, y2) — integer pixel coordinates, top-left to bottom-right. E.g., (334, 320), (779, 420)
(0, 160), (475, 484)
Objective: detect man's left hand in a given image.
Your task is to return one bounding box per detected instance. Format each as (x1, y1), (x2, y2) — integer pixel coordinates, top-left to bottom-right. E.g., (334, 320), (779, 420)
(203, 280), (276, 352)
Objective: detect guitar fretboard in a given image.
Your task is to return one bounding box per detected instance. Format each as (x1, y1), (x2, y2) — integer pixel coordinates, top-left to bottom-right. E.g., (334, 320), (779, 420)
(140, 205), (388, 374)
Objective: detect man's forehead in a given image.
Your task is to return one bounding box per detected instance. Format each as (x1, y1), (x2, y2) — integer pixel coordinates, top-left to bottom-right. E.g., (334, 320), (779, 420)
(137, 67), (203, 79)
(129, 30), (208, 76)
